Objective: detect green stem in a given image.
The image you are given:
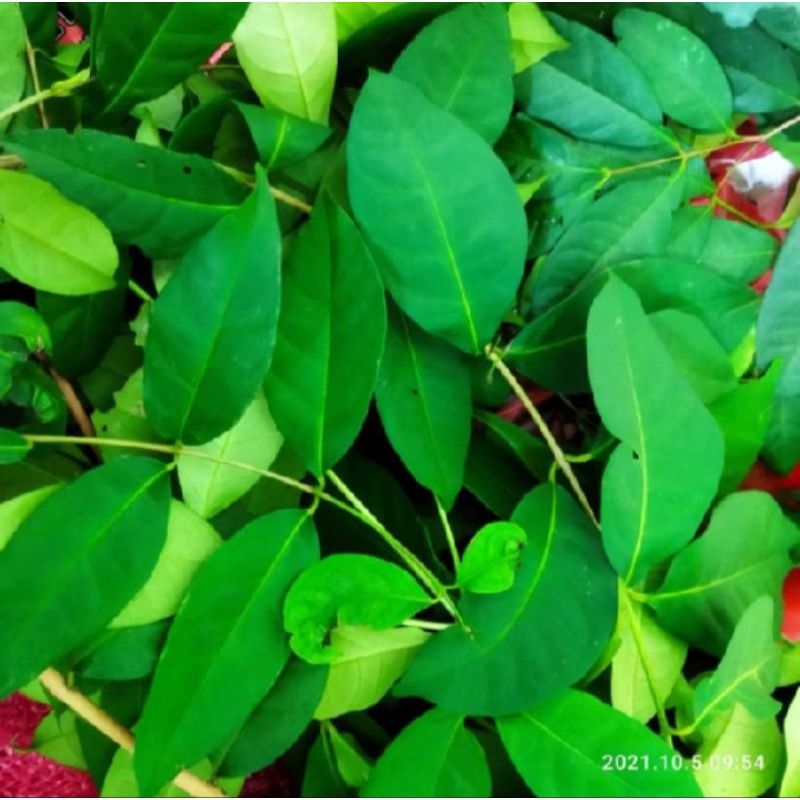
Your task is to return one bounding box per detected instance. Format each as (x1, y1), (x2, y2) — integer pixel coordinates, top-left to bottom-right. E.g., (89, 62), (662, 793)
(435, 496), (461, 571)
(486, 348), (600, 530)
(128, 279), (155, 303)
(403, 618), (452, 632)
(326, 469), (464, 626)
(0, 68), (91, 126)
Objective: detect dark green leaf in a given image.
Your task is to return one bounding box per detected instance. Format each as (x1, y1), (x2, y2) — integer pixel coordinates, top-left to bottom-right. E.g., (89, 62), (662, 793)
(134, 509), (319, 796)
(75, 622), (169, 682)
(348, 71), (526, 354)
(144, 172), (280, 445)
(0, 457), (170, 696)
(0, 428), (31, 465)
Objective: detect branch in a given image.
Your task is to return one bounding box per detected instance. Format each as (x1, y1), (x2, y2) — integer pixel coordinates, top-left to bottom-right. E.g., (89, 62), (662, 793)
(24, 37), (48, 129)
(38, 668), (225, 798)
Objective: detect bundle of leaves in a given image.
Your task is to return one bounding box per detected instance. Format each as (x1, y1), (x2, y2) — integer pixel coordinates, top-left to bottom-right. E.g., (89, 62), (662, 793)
(5, 2), (800, 798)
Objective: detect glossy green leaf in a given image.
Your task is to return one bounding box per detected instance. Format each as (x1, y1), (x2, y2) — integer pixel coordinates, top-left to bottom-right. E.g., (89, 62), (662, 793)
(144, 172), (281, 445)
(363, 708), (491, 798)
(650, 491), (799, 655)
(283, 555), (431, 664)
(76, 622), (168, 683)
(0, 485), (58, 550)
(111, 500), (220, 627)
(507, 2), (568, 73)
(314, 625), (428, 720)
(94, 4), (247, 118)
(375, 302), (471, 508)
(457, 521), (527, 595)
(265, 196), (385, 475)
(614, 10), (732, 132)
(0, 428), (31, 465)
(529, 175), (684, 313)
(611, 597), (687, 724)
(392, 4), (513, 143)
(0, 301), (51, 354)
(692, 597), (781, 731)
(176, 392), (283, 519)
(516, 15), (674, 150)
(220, 657), (328, 778)
(0, 171), (117, 295)
(2, 129), (248, 259)
(587, 278), (723, 584)
(0, 4), (26, 134)
(134, 509), (319, 796)
(0, 457), (170, 697)
(347, 70), (527, 354)
(397, 483), (617, 715)
(498, 690), (702, 797)
(233, 3), (337, 125)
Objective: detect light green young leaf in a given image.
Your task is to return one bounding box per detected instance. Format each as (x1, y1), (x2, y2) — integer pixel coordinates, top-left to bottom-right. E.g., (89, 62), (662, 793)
(283, 555), (431, 664)
(0, 171), (118, 295)
(264, 196), (386, 476)
(375, 302), (472, 509)
(326, 724), (371, 790)
(392, 3), (513, 143)
(507, 2), (568, 73)
(314, 625), (428, 720)
(692, 597), (781, 732)
(34, 709), (85, 770)
(0, 485), (59, 550)
(347, 71), (526, 354)
(134, 510), (319, 797)
(0, 302), (51, 354)
(0, 4), (26, 134)
(780, 687), (800, 796)
(363, 708), (491, 798)
(650, 492), (798, 655)
(234, 3), (337, 124)
(144, 172), (281, 446)
(177, 392), (283, 519)
(614, 9), (733, 132)
(587, 278), (723, 584)
(611, 598), (687, 724)
(111, 500), (220, 627)
(457, 521), (527, 595)
(0, 457), (170, 697)
(498, 690), (702, 797)
(397, 483), (617, 715)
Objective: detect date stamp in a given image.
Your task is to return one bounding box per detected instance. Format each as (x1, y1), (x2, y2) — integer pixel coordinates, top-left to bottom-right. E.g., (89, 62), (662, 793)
(602, 753), (767, 772)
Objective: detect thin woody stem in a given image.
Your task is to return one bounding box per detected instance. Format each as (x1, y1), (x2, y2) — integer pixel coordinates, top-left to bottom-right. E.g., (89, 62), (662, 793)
(24, 36), (48, 129)
(39, 669), (225, 798)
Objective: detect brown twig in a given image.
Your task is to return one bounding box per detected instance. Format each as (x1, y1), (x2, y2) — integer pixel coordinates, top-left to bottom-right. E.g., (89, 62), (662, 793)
(39, 669), (226, 798)
(24, 38), (48, 129)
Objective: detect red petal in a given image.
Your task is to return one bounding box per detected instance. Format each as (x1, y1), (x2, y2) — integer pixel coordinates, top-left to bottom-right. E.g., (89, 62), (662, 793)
(783, 567), (800, 642)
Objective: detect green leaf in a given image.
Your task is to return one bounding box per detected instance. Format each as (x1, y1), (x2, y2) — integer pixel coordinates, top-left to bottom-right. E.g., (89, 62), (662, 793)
(236, 102), (332, 171)
(516, 15), (674, 150)
(0, 4), (26, 134)
(220, 657), (327, 778)
(780, 688), (800, 796)
(0, 457), (170, 696)
(144, 172), (281, 445)
(457, 521), (527, 595)
(0, 171), (118, 295)
(695, 704), (781, 798)
(650, 491), (799, 654)
(692, 597), (781, 731)
(34, 709), (85, 770)
(587, 278), (723, 583)
(334, 3), (398, 41)
(302, 732), (349, 798)
(2, 129), (248, 259)
(0, 428), (31, 465)
(0, 301), (51, 354)
(392, 4), (513, 143)
(111, 500), (220, 627)
(614, 10), (733, 132)
(94, 4), (246, 118)
(347, 70), (527, 354)
(76, 622), (168, 682)
(233, 3), (337, 125)
(757, 223), (800, 471)
(264, 196), (386, 475)
(710, 366), (780, 495)
(134, 509), (319, 797)
(528, 175), (684, 314)
(507, 2), (568, 73)
(497, 690), (702, 797)
(0, 485), (59, 550)
(611, 597), (687, 724)
(314, 625), (428, 720)
(283, 555), (431, 664)
(649, 309), (736, 404)
(363, 708), (491, 798)
(176, 392), (283, 519)
(375, 302), (472, 508)
(397, 483), (617, 715)
(326, 724), (371, 790)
